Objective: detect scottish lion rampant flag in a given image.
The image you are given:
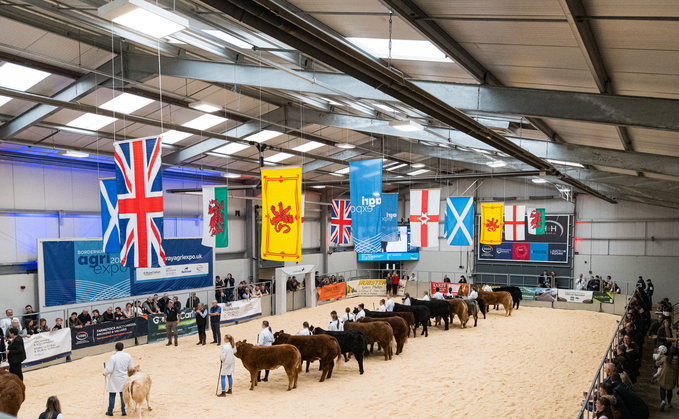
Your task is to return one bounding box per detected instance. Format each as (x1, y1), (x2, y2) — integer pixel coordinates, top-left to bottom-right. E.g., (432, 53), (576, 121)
(444, 197), (473, 246)
(330, 199), (352, 245)
(99, 178), (120, 253)
(260, 166), (302, 261)
(114, 137), (166, 268)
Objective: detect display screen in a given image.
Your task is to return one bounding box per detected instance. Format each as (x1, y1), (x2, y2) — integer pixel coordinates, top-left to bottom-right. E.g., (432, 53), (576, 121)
(358, 226), (419, 261)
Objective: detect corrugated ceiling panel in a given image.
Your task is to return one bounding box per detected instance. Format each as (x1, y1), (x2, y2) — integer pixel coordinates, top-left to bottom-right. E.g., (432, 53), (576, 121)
(435, 21), (578, 47)
(287, 0), (386, 13)
(486, 65), (599, 92)
(415, 0), (564, 17)
(594, 166), (639, 176)
(590, 21), (679, 50)
(458, 44), (589, 70)
(389, 59), (477, 83)
(609, 73), (679, 99)
(628, 128), (679, 157)
(584, 0), (679, 17)
(310, 14), (424, 39)
(539, 118), (625, 150)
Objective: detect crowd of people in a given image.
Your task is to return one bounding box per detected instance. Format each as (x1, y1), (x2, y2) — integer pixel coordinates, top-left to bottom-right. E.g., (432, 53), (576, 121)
(580, 279), (676, 418)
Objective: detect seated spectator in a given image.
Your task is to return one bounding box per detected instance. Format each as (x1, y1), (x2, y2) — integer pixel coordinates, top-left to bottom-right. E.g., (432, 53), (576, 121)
(610, 282), (621, 294)
(237, 281), (246, 298)
(254, 286), (262, 297)
(122, 303), (135, 319)
(78, 309), (93, 326)
(322, 277), (330, 286)
(219, 289), (232, 304)
(22, 319), (35, 336)
(101, 307), (114, 323)
(23, 305), (38, 325)
(142, 296), (160, 314)
(38, 318), (50, 333)
(286, 277), (294, 292)
(91, 309), (103, 324)
(261, 284), (270, 296)
(52, 318), (63, 331)
(315, 271), (321, 288)
(1, 309), (20, 335)
(242, 288), (252, 300)
(133, 301), (144, 316)
(172, 296), (181, 310)
(66, 312), (82, 329)
(113, 307), (125, 321)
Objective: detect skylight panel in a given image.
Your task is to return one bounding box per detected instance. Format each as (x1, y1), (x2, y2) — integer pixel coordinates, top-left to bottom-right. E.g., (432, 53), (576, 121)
(334, 167), (350, 175)
(204, 30), (253, 49)
(101, 93), (154, 114)
(0, 63), (50, 91)
(406, 169), (430, 176)
(66, 113), (118, 131)
(161, 130), (193, 144)
(246, 130), (283, 143)
(214, 143), (250, 155)
(292, 141), (323, 153)
(265, 153), (293, 163)
(347, 38), (451, 62)
(181, 114), (227, 131)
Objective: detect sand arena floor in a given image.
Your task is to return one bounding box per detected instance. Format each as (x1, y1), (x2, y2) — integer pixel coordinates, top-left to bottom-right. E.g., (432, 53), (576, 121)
(18, 298), (618, 419)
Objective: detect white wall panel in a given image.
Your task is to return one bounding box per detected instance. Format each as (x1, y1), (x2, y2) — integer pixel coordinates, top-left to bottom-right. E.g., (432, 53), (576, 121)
(0, 163), (15, 209)
(43, 166), (75, 211)
(0, 215), (18, 263)
(14, 214), (58, 262)
(12, 165), (46, 210)
(59, 214), (102, 239)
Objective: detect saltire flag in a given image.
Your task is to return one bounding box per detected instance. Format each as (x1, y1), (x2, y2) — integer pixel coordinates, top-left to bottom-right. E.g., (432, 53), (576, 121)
(444, 197), (473, 246)
(528, 208), (545, 235)
(381, 193), (399, 242)
(301, 194), (305, 244)
(99, 178), (120, 253)
(409, 189), (440, 248)
(202, 186), (228, 248)
(504, 205), (526, 241)
(330, 199), (352, 245)
(261, 167), (302, 261)
(114, 136), (166, 268)
(349, 159), (382, 253)
(480, 203), (504, 245)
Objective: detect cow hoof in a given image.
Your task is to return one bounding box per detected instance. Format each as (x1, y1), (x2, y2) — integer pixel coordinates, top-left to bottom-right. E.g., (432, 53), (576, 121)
(360, 371), (364, 374)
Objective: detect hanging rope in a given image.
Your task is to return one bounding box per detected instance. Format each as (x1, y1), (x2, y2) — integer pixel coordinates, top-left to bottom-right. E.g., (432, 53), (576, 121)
(388, 12), (393, 69)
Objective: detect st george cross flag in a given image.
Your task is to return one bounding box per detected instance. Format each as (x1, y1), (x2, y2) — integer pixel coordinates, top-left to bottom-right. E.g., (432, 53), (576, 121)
(202, 186), (228, 248)
(444, 197), (473, 246)
(330, 199), (352, 245)
(480, 203), (504, 245)
(114, 136), (166, 268)
(261, 167), (302, 261)
(99, 178), (120, 253)
(409, 189), (441, 248)
(527, 208), (545, 235)
(504, 205), (526, 241)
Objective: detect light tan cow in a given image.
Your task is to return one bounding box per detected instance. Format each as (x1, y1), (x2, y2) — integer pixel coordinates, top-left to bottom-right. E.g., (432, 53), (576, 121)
(122, 365), (152, 419)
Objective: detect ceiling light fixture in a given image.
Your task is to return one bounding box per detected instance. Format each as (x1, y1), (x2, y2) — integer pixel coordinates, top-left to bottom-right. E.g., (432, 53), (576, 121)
(486, 161), (507, 168)
(311, 185), (326, 189)
(347, 38), (452, 62)
(161, 130), (192, 144)
(374, 103), (397, 113)
(532, 178), (548, 184)
(62, 150), (89, 158)
(386, 163), (407, 171)
(546, 159), (585, 168)
(389, 119), (423, 132)
(334, 167), (350, 175)
(264, 152), (293, 163)
(0, 63), (50, 91)
(245, 130), (283, 143)
(203, 30), (253, 49)
(101, 93), (153, 114)
(181, 114), (227, 131)
(292, 141), (323, 153)
(473, 148), (492, 155)
(222, 173), (241, 179)
(66, 113), (118, 131)
(411, 163), (425, 168)
(98, 0), (188, 38)
(214, 143), (250, 155)
(336, 143), (356, 149)
(188, 101), (222, 113)
(406, 169), (430, 176)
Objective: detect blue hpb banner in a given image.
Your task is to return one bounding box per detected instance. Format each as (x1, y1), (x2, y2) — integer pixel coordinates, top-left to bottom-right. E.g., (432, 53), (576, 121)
(349, 159), (382, 253)
(43, 238), (213, 306)
(381, 193), (398, 242)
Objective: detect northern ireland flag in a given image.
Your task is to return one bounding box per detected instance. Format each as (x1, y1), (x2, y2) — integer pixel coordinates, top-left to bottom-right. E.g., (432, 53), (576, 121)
(504, 205), (526, 241)
(99, 178), (120, 253)
(409, 189), (440, 248)
(202, 186), (228, 248)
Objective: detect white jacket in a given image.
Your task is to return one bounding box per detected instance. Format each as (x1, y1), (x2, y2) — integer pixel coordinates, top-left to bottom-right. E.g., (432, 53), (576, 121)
(258, 328), (274, 346)
(220, 342), (237, 376)
(104, 351), (134, 393)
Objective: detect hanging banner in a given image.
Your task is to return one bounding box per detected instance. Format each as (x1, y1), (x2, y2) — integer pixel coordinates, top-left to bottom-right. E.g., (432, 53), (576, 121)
(480, 203), (504, 244)
(527, 208), (545, 235)
(381, 193), (399, 242)
(346, 279), (405, 298)
(71, 317), (148, 349)
(330, 199), (352, 245)
(22, 329), (72, 367)
(317, 282), (347, 303)
(349, 159), (382, 253)
(218, 298), (262, 323)
(409, 189), (441, 248)
(444, 197), (474, 246)
(100, 178), (120, 254)
(504, 205), (526, 241)
(261, 167), (303, 261)
(147, 308), (200, 343)
(202, 186), (228, 248)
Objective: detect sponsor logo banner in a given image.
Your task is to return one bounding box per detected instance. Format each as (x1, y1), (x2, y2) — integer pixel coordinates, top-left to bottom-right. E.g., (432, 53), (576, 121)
(345, 280), (405, 298)
(71, 317), (148, 348)
(22, 328), (72, 367)
(349, 159), (383, 253)
(136, 263), (206, 281)
(557, 289), (594, 303)
(317, 282), (347, 302)
(430, 282), (468, 297)
(218, 298), (262, 323)
(147, 308), (200, 343)
(593, 292), (615, 304)
(357, 252), (419, 261)
(529, 243), (549, 261)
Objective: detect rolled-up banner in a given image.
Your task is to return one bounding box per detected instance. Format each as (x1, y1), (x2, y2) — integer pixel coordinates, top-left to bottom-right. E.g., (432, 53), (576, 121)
(261, 167), (303, 261)
(349, 159), (382, 253)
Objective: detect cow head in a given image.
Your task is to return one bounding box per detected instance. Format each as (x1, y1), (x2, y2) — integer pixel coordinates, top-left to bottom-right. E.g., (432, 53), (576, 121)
(235, 339), (251, 358)
(128, 365), (142, 377)
(273, 331), (290, 345)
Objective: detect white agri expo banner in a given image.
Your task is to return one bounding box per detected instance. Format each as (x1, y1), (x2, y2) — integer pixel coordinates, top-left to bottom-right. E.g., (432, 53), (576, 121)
(219, 298), (262, 323)
(22, 328), (72, 367)
(346, 279), (405, 298)
(557, 289), (593, 303)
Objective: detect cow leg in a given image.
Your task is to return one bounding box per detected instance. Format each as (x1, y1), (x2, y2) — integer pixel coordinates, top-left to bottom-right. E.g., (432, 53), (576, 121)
(250, 372), (256, 390)
(343, 352), (349, 362)
(319, 360), (323, 372)
(305, 360), (310, 373)
(146, 391), (152, 411)
(319, 364), (328, 382)
(326, 359), (334, 379)
(444, 316), (449, 331)
(370, 343), (375, 353)
(377, 343), (382, 351)
(356, 354), (364, 374)
(285, 368), (293, 391)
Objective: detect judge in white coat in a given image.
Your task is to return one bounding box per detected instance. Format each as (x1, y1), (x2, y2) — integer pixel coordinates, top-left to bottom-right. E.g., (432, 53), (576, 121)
(342, 307), (355, 324)
(103, 342), (135, 417)
(297, 322), (312, 335)
(378, 299), (387, 312)
(218, 334), (237, 396)
(355, 304), (366, 320)
(422, 292), (431, 301)
(432, 287), (445, 300)
(385, 294), (395, 311)
(257, 320), (274, 382)
(328, 311), (343, 331)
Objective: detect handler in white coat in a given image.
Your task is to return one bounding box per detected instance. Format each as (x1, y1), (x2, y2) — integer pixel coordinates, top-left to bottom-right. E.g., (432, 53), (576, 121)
(103, 342), (135, 417)
(218, 335), (237, 396)
(257, 320), (274, 382)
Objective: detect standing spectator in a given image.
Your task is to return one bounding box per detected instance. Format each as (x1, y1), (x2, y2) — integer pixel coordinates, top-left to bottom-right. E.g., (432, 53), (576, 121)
(215, 276), (225, 302)
(103, 342), (134, 417)
(286, 277), (295, 292)
(575, 273), (586, 290)
(194, 303), (208, 346)
(38, 318), (49, 333)
(636, 276), (645, 290)
(257, 321), (274, 382)
(655, 318), (673, 348)
(646, 279), (655, 301)
(38, 396), (63, 419)
(1, 309), (20, 335)
(459, 275), (468, 284)
(385, 294), (395, 311)
(164, 301), (180, 346)
(66, 313), (82, 329)
(172, 296), (181, 310)
(610, 282), (621, 294)
(52, 318), (63, 331)
(391, 271), (400, 296)
(23, 305), (38, 325)
(385, 272), (392, 295)
(113, 307), (125, 321)
(186, 293), (200, 309)
(209, 300), (222, 344)
(132, 301), (144, 317)
(157, 294), (170, 313)
(5, 327), (25, 381)
(0, 327), (5, 363)
(443, 275), (450, 283)
(122, 303), (135, 319)
(538, 270), (549, 286)
(225, 273), (235, 288)
(550, 272), (558, 288)
(142, 297), (159, 314)
(102, 307), (114, 323)
(218, 334), (237, 396)
(595, 395), (616, 419)
(78, 309), (93, 326)
(655, 344), (679, 411)
(328, 310), (343, 330)
(315, 271), (320, 288)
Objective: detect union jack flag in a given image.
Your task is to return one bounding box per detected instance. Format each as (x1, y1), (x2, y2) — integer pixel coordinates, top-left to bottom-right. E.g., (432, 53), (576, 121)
(330, 199), (352, 245)
(114, 137), (166, 268)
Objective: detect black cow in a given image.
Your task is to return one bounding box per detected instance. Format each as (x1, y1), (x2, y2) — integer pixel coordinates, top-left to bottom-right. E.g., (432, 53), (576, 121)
(409, 298), (451, 331)
(474, 298), (487, 319)
(393, 303), (430, 337)
(313, 327), (368, 374)
(491, 286), (522, 309)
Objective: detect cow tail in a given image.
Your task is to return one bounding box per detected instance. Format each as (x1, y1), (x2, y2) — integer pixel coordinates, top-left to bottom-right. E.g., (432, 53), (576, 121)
(128, 380), (134, 406)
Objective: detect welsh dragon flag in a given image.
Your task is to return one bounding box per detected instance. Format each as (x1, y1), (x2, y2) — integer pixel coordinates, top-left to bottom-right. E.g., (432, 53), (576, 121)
(202, 186), (228, 248)
(528, 208), (545, 235)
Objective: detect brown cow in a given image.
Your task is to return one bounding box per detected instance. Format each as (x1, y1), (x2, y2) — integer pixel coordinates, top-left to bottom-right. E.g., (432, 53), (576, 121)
(344, 321), (394, 361)
(122, 365), (152, 419)
(363, 310), (416, 338)
(444, 299), (470, 328)
(235, 340), (302, 391)
(273, 331), (341, 382)
(0, 369), (25, 416)
(359, 316), (408, 355)
(478, 291), (513, 316)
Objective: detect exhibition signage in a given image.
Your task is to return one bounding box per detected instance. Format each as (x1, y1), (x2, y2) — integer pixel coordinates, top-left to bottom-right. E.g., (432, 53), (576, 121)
(317, 282), (346, 302)
(22, 329), (72, 367)
(346, 280), (405, 298)
(147, 308), (199, 343)
(349, 159), (382, 253)
(218, 298), (262, 323)
(70, 317), (147, 349)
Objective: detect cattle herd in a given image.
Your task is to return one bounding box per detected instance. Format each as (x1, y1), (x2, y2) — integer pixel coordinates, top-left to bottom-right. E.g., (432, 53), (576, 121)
(230, 287), (521, 392)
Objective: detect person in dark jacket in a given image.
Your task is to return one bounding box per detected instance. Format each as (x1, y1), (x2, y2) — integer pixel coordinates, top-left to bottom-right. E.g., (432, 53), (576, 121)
(186, 292), (200, 309)
(636, 276), (646, 290)
(611, 375), (649, 419)
(5, 327), (26, 381)
(599, 383), (632, 419)
(193, 303), (208, 345)
(0, 326), (5, 362)
(102, 307), (115, 323)
(645, 279), (654, 300)
(38, 395), (63, 419)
